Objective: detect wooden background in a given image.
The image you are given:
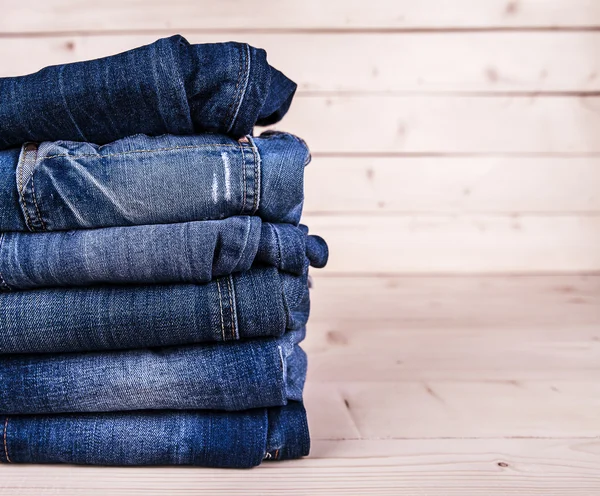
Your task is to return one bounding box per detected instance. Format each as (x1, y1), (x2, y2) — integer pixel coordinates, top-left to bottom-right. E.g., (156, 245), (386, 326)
(1, 1), (600, 494)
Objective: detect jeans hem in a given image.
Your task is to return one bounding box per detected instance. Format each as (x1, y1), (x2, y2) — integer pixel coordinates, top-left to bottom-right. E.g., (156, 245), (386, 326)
(16, 143), (46, 232)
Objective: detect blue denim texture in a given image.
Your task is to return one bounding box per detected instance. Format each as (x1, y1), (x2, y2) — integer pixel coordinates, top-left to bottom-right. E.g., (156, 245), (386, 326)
(0, 35), (296, 149)
(0, 265), (311, 354)
(0, 131), (308, 232)
(0, 327), (307, 414)
(0, 218), (327, 290)
(0, 37), (319, 467)
(0, 402), (309, 467)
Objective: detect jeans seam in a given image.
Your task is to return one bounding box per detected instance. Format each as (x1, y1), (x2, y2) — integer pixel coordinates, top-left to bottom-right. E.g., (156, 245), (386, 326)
(239, 142), (248, 214)
(230, 216), (253, 272)
(226, 276), (238, 340)
(3, 417), (11, 463)
(247, 135), (261, 215)
(271, 224), (283, 270)
(277, 271), (291, 331)
(225, 44), (244, 133)
(216, 279), (226, 341)
(227, 44), (251, 134)
(41, 144), (238, 161)
(0, 234), (11, 291)
(17, 144), (36, 232)
(30, 148), (47, 232)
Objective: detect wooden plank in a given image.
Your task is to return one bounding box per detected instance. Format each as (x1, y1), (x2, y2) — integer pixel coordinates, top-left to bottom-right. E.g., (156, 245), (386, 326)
(305, 275), (600, 381)
(1, 0), (600, 32)
(2, 33), (600, 93)
(266, 95), (600, 153)
(303, 215), (600, 273)
(307, 274), (600, 328)
(305, 381), (600, 438)
(306, 338), (600, 382)
(1, 439), (600, 495)
(304, 156), (600, 214)
(305, 324), (600, 381)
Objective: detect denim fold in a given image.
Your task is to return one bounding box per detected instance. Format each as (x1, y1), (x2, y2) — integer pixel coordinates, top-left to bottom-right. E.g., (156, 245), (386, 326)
(0, 217), (328, 290)
(0, 328), (306, 414)
(0, 132), (308, 232)
(0, 266), (310, 354)
(0, 35), (296, 149)
(0, 402), (309, 467)
(0, 35), (319, 467)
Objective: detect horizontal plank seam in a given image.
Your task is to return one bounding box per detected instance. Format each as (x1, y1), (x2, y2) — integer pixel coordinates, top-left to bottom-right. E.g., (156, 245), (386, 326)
(310, 271), (600, 278)
(296, 91), (600, 98)
(4, 27), (600, 37)
(309, 152), (600, 158)
(314, 435), (600, 440)
(303, 211), (600, 217)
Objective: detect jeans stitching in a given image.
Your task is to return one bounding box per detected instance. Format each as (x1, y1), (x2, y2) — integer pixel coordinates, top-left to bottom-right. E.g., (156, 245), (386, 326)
(225, 44), (244, 133)
(278, 271), (291, 330)
(0, 233), (11, 291)
(240, 142), (247, 214)
(225, 276), (236, 340)
(216, 279), (226, 341)
(41, 144), (237, 161)
(228, 275), (240, 340)
(30, 146), (47, 231)
(227, 44), (251, 134)
(247, 136), (261, 215)
(271, 224), (283, 270)
(17, 144), (35, 232)
(3, 417), (11, 463)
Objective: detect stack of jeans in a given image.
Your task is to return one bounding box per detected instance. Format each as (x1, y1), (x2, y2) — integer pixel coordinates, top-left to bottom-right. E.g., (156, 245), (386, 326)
(0, 35), (327, 468)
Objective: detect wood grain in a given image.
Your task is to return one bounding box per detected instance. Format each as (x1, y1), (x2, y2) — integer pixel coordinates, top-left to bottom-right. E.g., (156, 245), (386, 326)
(1, 1), (599, 493)
(265, 95), (600, 153)
(304, 381), (600, 438)
(1, 0), (600, 32)
(305, 275), (600, 381)
(2, 32), (600, 93)
(303, 215), (600, 273)
(0, 274), (598, 493)
(304, 156), (600, 214)
(307, 274), (600, 328)
(1, 439), (600, 495)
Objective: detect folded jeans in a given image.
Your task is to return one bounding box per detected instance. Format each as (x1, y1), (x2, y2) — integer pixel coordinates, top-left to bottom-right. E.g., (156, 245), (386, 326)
(0, 402), (309, 467)
(0, 217), (328, 290)
(0, 35), (296, 149)
(0, 131), (308, 232)
(0, 327), (306, 414)
(0, 266), (310, 354)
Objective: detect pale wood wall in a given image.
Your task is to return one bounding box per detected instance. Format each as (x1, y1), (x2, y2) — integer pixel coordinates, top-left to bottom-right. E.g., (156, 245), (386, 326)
(2, 3), (600, 494)
(2, 0), (599, 274)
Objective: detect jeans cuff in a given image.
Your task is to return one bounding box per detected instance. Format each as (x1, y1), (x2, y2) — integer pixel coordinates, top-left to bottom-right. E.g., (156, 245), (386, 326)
(16, 142), (46, 232)
(265, 402), (310, 461)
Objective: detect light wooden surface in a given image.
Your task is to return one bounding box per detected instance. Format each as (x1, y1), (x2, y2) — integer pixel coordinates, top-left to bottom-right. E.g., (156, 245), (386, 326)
(3, 274), (600, 494)
(1, 1), (599, 494)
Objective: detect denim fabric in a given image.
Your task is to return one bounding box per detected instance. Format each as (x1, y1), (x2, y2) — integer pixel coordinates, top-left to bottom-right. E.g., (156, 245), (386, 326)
(0, 35), (296, 150)
(0, 131), (308, 232)
(0, 402), (309, 467)
(0, 328), (306, 414)
(0, 266), (310, 354)
(0, 218), (328, 290)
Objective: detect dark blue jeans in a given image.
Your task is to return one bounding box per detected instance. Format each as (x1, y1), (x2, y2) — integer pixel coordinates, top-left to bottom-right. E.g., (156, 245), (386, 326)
(0, 35), (296, 149)
(0, 265), (312, 354)
(0, 402), (309, 467)
(0, 327), (307, 414)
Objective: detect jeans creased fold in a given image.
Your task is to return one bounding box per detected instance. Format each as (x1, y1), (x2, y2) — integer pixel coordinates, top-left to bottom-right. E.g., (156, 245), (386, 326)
(0, 36), (324, 468)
